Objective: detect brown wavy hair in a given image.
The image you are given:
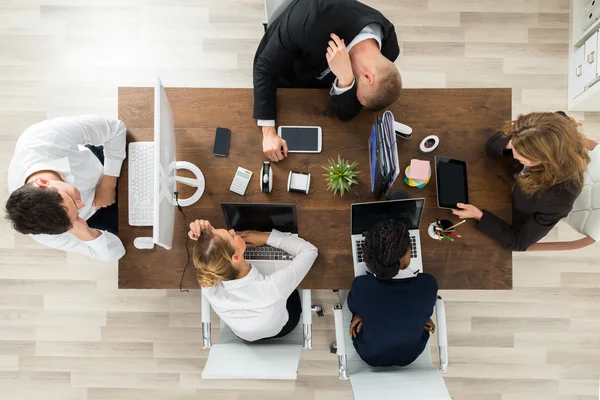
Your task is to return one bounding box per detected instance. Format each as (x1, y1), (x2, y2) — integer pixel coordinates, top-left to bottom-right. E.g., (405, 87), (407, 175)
(192, 231), (238, 287)
(506, 112), (590, 196)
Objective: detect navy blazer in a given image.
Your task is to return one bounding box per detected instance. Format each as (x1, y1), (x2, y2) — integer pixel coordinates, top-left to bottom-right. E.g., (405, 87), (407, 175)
(347, 273), (438, 367)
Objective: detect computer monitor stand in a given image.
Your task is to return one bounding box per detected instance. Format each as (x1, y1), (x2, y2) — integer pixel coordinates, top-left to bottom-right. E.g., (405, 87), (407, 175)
(170, 161), (205, 207)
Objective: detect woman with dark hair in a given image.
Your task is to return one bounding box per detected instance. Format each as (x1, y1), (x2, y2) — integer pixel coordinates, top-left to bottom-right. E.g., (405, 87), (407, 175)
(347, 219), (438, 367)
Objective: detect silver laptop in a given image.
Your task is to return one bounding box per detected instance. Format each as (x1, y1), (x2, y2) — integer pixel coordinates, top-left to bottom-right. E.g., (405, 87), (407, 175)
(351, 198), (425, 279)
(221, 203), (298, 276)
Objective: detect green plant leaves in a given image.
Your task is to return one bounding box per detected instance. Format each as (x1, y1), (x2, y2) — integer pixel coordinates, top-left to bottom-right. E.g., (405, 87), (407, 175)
(322, 155), (360, 196)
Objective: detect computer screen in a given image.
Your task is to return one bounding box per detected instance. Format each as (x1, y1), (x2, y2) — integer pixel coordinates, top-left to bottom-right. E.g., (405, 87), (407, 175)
(351, 198), (425, 235)
(153, 77), (177, 249)
(221, 203), (298, 234)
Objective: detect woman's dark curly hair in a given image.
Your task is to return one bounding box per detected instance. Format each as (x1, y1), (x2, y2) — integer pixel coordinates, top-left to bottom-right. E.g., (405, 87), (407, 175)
(363, 219), (410, 280)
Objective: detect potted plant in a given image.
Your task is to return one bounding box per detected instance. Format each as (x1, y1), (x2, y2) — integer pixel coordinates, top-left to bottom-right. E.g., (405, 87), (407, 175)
(322, 155), (360, 196)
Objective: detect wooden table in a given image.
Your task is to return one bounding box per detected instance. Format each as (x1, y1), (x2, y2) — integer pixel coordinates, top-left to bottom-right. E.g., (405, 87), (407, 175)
(118, 88), (513, 290)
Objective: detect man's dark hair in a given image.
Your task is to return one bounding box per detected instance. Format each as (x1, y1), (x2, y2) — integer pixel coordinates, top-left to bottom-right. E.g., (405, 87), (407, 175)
(363, 219), (410, 280)
(5, 183), (72, 235)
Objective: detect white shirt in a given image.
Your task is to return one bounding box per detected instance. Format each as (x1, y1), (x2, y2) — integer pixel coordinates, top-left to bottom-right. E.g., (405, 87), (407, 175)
(8, 115), (127, 261)
(257, 23), (383, 127)
(202, 230), (318, 342)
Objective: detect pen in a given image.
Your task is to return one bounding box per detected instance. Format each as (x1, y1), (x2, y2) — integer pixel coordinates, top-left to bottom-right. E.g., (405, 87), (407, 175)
(443, 220), (466, 232)
(440, 233), (454, 241)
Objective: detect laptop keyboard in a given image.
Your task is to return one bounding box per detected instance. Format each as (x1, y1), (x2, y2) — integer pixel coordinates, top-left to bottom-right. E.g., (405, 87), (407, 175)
(356, 240), (365, 263)
(410, 236), (417, 258)
(244, 245), (293, 261)
(356, 235), (418, 263)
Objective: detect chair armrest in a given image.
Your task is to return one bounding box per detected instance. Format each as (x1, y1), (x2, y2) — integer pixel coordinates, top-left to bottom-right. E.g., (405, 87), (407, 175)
(301, 290), (312, 324)
(435, 296), (448, 373)
(527, 236), (596, 251)
(201, 290), (212, 349)
(332, 303), (349, 380)
(301, 289), (312, 349)
(332, 304), (346, 356)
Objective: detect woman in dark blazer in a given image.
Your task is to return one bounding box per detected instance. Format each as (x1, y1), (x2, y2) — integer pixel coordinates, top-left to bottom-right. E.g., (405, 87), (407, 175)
(453, 112), (595, 251)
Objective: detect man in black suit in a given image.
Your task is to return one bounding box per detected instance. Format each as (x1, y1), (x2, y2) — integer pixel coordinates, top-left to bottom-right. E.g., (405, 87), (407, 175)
(254, 0), (401, 162)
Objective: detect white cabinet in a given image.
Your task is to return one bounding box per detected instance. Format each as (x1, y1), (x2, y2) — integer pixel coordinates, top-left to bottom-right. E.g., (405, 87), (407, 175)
(584, 32), (599, 88)
(583, 0), (600, 30)
(572, 45), (586, 99)
(568, 0), (600, 111)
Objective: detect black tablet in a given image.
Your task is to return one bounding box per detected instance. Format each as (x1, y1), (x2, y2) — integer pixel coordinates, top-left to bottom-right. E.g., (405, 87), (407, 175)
(435, 156), (469, 209)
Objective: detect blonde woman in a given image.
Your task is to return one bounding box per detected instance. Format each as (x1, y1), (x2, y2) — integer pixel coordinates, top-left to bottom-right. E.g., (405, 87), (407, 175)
(453, 111), (596, 251)
(188, 219), (318, 341)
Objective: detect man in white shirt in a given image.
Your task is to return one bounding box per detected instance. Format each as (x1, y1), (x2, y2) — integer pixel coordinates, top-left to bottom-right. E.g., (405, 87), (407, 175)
(253, 0), (401, 162)
(6, 116), (127, 262)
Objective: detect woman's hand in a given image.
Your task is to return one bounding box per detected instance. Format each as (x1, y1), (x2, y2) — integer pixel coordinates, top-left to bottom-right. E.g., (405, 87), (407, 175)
(188, 219), (212, 241)
(238, 231), (269, 247)
(452, 203), (483, 221)
(350, 314), (363, 338)
(505, 139), (513, 150)
(425, 318), (436, 334)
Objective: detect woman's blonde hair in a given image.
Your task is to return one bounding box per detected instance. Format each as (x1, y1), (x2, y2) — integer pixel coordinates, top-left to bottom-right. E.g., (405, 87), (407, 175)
(192, 230), (238, 287)
(506, 112), (590, 196)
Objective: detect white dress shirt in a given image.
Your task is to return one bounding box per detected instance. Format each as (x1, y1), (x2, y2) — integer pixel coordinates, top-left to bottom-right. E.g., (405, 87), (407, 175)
(257, 23), (383, 127)
(8, 115), (127, 261)
(202, 230), (318, 342)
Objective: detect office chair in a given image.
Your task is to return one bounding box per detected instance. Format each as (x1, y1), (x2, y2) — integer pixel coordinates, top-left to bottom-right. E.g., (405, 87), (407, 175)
(332, 290), (451, 400)
(263, 0), (294, 30)
(201, 289), (315, 380)
(528, 142), (600, 251)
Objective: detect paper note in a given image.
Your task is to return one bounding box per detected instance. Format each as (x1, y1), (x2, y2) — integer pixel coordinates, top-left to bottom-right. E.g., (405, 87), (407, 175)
(408, 159), (430, 181)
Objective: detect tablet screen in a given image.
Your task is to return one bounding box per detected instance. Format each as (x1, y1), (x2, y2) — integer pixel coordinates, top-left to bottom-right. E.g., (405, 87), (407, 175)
(436, 157), (469, 209)
(280, 127), (320, 151)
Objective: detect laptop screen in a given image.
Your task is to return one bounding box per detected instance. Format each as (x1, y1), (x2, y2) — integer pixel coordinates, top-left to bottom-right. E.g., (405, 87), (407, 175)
(351, 198), (425, 234)
(221, 203), (298, 234)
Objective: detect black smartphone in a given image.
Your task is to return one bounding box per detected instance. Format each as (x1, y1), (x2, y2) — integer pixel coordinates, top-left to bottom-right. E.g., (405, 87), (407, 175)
(213, 127), (231, 157)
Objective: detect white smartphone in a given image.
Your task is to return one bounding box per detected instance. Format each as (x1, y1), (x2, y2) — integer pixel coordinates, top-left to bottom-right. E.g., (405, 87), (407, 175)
(277, 126), (322, 153)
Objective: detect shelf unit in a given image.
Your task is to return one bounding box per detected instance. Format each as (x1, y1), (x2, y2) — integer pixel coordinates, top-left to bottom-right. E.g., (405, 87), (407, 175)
(569, 0), (600, 111)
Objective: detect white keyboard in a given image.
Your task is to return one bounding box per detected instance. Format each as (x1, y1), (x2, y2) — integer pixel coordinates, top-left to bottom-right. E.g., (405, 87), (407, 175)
(128, 142), (155, 226)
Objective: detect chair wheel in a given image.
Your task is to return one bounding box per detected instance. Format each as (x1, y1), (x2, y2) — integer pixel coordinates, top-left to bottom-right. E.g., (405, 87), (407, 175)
(311, 305), (324, 317)
(330, 342), (337, 354)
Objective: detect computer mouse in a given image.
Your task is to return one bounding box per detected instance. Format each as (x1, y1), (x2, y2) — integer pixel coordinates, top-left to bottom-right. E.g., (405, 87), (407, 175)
(133, 237), (154, 250)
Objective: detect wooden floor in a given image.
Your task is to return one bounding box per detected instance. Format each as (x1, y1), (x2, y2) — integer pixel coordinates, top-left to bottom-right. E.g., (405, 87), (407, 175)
(1, 1), (599, 399)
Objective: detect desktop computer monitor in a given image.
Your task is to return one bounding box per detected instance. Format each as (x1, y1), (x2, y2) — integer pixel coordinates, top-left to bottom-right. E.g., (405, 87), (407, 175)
(153, 77), (177, 249)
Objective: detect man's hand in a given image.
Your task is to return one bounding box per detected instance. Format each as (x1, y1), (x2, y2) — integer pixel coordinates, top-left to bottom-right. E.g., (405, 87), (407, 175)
(452, 203), (483, 221)
(93, 175), (117, 209)
(425, 318), (436, 334)
(238, 231), (269, 247)
(188, 219), (212, 241)
(262, 126), (288, 162)
(505, 139), (513, 150)
(68, 216), (102, 241)
(326, 33), (354, 88)
(349, 314), (363, 338)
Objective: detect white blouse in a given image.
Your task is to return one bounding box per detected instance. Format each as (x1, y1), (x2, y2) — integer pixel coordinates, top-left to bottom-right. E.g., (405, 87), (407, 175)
(202, 230), (318, 341)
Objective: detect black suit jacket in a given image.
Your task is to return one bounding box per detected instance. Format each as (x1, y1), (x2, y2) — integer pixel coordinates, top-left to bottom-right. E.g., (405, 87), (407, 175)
(253, 0), (400, 121)
(477, 131), (581, 251)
